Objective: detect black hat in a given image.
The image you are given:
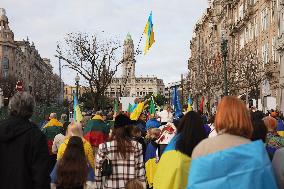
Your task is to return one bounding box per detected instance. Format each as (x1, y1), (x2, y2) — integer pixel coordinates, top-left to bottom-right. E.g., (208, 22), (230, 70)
(114, 114), (134, 129)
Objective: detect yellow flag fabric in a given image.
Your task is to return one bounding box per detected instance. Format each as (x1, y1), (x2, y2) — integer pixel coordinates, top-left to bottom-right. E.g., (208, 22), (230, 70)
(145, 158), (158, 188)
(43, 118), (63, 128)
(187, 104), (192, 112)
(153, 150), (191, 189)
(144, 12), (155, 54)
(75, 105), (83, 122)
(130, 102), (145, 121)
(278, 131), (284, 137)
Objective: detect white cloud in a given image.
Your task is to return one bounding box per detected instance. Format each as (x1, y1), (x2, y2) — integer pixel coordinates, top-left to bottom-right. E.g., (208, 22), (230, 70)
(1, 0), (208, 85)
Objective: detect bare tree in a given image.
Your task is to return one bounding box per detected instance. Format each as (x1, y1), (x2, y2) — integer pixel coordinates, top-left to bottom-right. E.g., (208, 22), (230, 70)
(56, 32), (127, 110)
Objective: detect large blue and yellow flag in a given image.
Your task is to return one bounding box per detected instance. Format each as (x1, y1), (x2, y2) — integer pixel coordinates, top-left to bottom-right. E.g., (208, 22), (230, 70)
(130, 102), (145, 121)
(144, 11), (155, 54)
(277, 120), (284, 137)
(153, 134), (191, 189)
(145, 142), (158, 188)
(73, 93), (83, 122)
(187, 140), (278, 189)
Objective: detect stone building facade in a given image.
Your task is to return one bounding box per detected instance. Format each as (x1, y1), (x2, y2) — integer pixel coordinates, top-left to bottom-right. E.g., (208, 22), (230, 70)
(105, 34), (165, 98)
(189, 0), (281, 112)
(0, 8), (62, 103)
(276, 0), (284, 112)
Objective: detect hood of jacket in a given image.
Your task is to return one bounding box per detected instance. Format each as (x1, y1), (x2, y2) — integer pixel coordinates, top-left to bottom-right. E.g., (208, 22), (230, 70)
(0, 116), (34, 142)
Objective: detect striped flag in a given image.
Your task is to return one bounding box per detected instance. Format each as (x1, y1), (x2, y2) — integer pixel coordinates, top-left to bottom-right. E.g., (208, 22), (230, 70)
(144, 11), (155, 54)
(73, 93), (83, 122)
(187, 96), (193, 112)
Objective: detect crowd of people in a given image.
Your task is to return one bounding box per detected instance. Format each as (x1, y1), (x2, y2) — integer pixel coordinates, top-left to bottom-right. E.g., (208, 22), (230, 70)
(0, 91), (284, 189)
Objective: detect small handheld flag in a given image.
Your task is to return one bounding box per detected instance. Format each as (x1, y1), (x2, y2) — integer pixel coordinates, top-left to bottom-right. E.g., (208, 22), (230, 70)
(127, 103), (132, 115)
(144, 11), (155, 54)
(172, 86), (182, 119)
(187, 97), (193, 112)
(73, 93), (83, 122)
(114, 99), (119, 113)
(149, 96), (156, 115)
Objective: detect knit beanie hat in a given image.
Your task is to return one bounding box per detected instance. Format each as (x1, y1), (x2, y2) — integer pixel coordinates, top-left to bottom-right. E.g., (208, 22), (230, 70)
(114, 114), (134, 129)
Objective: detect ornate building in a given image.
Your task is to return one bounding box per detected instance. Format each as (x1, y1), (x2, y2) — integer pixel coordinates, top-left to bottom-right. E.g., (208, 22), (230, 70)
(276, 0), (284, 112)
(105, 34), (165, 98)
(188, 0), (280, 112)
(0, 8), (62, 103)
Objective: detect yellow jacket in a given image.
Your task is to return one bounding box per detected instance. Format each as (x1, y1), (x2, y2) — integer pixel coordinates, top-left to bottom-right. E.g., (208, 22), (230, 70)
(57, 137), (95, 171)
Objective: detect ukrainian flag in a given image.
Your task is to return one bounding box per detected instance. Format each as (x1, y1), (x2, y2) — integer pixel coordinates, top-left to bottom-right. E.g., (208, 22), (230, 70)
(144, 11), (155, 54)
(145, 142), (158, 188)
(187, 97), (193, 112)
(277, 120), (284, 137)
(187, 140), (278, 189)
(153, 135), (191, 189)
(73, 93), (83, 122)
(130, 102), (145, 121)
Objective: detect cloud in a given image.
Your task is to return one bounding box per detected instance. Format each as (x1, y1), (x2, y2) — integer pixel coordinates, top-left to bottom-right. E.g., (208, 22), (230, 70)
(1, 0), (208, 86)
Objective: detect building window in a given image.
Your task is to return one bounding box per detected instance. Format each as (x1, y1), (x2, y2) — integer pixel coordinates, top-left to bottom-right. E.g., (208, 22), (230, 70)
(261, 8), (269, 31)
(239, 4), (244, 20)
(240, 31), (245, 49)
(254, 17), (259, 37)
(262, 42), (269, 65)
(3, 45), (8, 54)
(2, 57), (9, 69)
(272, 37), (277, 62)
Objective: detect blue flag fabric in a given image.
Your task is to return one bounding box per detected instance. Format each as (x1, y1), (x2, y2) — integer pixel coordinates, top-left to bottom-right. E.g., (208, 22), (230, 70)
(172, 86), (182, 119)
(187, 140), (278, 189)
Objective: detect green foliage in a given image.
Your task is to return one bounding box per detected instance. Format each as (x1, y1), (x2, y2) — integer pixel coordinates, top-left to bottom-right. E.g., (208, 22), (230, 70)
(79, 92), (94, 110)
(144, 93), (166, 107)
(79, 92), (113, 110)
(0, 104), (68, 125)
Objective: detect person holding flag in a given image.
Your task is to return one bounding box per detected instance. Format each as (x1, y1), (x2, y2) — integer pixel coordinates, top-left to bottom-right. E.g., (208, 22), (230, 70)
(153, 111), (207, 189)
(130, 98), (150, 121)
(188, 96), (278, 189)
(83, 111), (110, 156)
(42, 112), (63, 170)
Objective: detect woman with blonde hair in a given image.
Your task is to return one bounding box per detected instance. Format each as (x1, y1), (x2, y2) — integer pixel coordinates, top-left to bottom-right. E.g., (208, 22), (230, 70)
(188, 96), (277, 189)
(57, 122), (95, 171)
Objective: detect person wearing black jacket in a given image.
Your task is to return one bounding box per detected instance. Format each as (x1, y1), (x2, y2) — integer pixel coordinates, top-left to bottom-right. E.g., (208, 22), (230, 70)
(0, 92), (50, 189)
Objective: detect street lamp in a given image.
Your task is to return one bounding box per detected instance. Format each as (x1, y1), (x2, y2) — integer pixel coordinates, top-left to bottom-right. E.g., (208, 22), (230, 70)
(221, 35), (228, 96)
(75, 74), (80, 98)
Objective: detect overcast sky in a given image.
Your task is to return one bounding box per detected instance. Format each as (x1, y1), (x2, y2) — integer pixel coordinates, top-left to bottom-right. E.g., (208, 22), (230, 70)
(1, 0), (208, 86)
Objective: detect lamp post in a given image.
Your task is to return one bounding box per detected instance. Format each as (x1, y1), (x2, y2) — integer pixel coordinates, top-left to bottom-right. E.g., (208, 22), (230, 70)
(221, 36), (228, 96)
(75, 74), (80, 98)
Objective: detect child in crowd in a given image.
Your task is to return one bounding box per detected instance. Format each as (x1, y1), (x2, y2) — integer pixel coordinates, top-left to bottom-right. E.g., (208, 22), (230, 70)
(125, 179), (144, 189)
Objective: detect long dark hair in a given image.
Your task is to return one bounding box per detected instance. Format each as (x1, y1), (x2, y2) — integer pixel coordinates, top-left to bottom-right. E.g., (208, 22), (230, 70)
(113, 126), (135, 159)
(176, 111), (207, 157)
(56, 136), (88, 188)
